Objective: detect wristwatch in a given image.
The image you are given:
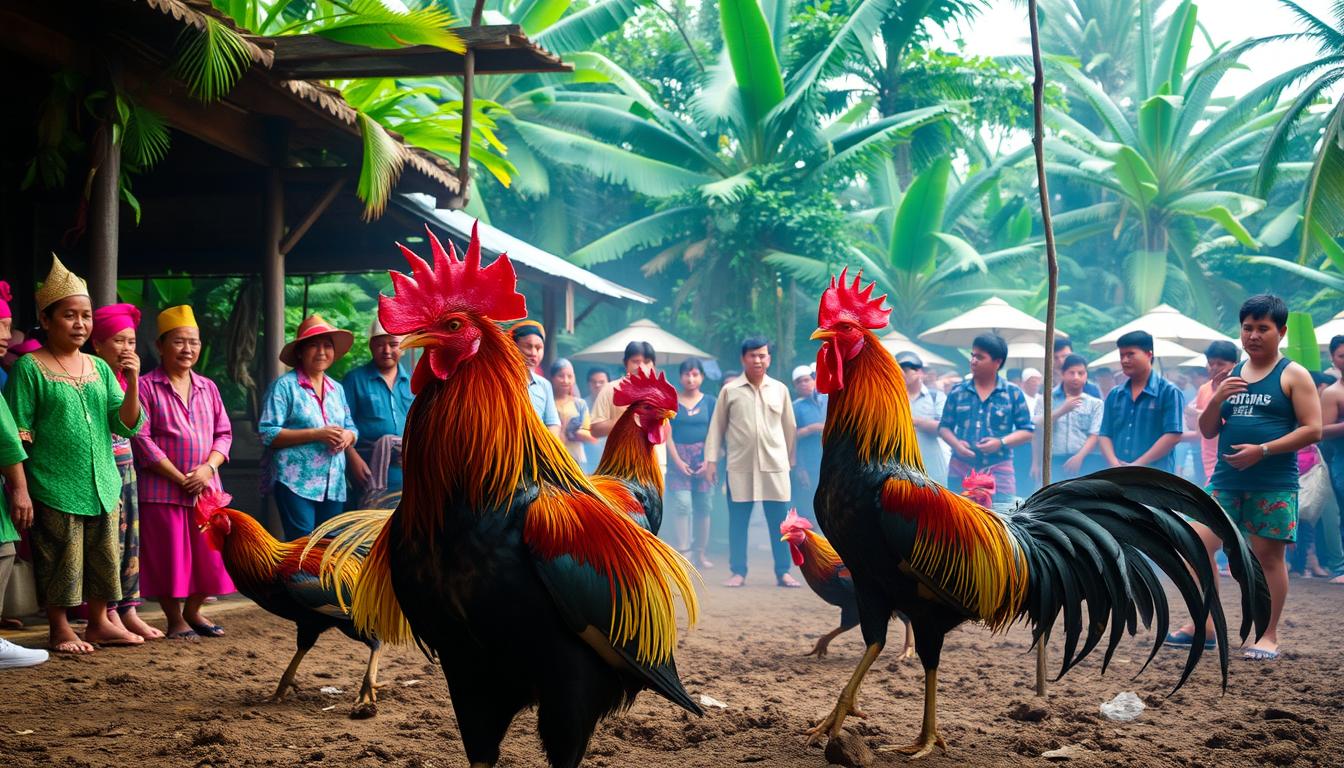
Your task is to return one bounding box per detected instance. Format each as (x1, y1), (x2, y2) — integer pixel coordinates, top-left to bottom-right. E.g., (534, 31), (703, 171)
(1260, 444), (1270, 458)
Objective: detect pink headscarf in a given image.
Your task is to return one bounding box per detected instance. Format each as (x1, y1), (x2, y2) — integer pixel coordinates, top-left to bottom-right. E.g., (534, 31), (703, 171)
(10, 338), (40, 357)
(91, 303), (141, 345)
(92, 303), (141, 391)
(0, 281), (11, 320)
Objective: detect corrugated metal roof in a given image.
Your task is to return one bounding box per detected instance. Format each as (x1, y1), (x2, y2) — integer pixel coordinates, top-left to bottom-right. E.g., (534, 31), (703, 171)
(398, 194), (655, 305)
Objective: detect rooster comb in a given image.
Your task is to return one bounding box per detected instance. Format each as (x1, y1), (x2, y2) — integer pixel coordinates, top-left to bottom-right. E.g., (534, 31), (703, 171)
(779, 508), (813, 534)
(194, 489), (233, 524)
(961, 471), (997, 494)
(819, 267), (891, 331)
(612, 367), (677, 412)
(378, 221), (528, 334)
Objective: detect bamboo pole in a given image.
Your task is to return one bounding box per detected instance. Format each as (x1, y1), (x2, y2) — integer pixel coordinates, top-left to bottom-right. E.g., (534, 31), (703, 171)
(1028, 0), (1060, 698)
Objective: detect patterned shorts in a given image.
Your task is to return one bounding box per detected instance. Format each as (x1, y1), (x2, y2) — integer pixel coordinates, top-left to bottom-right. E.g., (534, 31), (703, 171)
(31, 503), (123, 608)
(1206, 488), (1298, 543)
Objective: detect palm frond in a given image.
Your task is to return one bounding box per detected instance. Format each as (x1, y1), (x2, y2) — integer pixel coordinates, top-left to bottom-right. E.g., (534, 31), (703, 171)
(355, 111), (408, 221)
(570, 206), (705, 266)
(512, 121), (714, 197)
(306, 0), (463, 52)
(171, 15), (254, 102)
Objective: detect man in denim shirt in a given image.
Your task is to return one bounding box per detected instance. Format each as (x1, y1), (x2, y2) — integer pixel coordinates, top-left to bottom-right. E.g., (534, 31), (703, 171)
(938, 333), (1034, 502)
(1098, 330), (1186, 473)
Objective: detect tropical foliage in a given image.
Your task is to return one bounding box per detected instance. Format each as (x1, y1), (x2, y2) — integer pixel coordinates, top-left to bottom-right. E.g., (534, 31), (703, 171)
(1042, 0), (1309, 322)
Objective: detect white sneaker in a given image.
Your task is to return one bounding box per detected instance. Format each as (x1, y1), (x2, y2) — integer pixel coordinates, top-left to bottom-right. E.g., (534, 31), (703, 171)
(0, 637), (49, 669)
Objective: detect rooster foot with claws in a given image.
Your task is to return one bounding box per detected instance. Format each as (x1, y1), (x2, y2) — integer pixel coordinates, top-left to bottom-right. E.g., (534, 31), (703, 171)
(894, 729), (946, 760)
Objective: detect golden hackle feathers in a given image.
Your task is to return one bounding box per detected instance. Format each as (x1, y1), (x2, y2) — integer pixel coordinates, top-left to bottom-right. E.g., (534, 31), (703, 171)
(314, 514), (415, 645)
(882, 478), (1028, 631)
(302, 508), (399, 628)
(797, 529), (846, 584)
(525, 485), (699, 666)
(214, 509), (287, 587)
(593, 424), (665, 497)
(824, 331), (924, 469)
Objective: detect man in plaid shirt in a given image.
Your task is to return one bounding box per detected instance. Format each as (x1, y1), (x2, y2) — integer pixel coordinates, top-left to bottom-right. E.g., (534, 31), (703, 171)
(938, 333), (1034, 503)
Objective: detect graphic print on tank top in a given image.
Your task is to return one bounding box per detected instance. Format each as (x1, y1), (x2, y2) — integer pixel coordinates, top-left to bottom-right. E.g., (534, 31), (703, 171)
(1212, 357), (1299, 492)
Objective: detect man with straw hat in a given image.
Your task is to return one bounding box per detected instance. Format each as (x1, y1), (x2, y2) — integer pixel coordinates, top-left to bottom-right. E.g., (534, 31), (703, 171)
(343, 316), (413, 500)
(5, 255), (145, 654)
(259, 314), (358, 539)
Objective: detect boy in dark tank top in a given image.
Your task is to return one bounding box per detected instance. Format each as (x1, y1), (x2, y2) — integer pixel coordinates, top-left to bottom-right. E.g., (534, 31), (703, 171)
(1167, 295), (1322, 661)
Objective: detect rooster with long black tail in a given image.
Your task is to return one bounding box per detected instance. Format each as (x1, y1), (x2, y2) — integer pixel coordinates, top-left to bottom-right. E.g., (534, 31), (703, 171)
(805, 269), (1271, 758)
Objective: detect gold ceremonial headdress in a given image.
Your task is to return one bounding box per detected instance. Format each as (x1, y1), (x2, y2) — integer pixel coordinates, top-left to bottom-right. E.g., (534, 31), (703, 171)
(36, 254), (89, 312)
(157, 305), (198, 336)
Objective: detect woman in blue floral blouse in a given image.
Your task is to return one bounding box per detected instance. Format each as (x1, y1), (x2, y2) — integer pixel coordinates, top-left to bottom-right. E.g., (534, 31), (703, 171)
(259, 315), (357, 539)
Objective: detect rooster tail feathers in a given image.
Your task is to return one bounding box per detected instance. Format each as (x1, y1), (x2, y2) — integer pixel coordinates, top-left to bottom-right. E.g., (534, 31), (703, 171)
(306, 509), (413, 645)
(1012, 467), (1270, 694)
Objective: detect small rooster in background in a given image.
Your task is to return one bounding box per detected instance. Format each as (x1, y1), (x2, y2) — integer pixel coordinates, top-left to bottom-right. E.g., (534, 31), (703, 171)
(806, 269), (1271, 757)
(591, 367), (679, 534)
(324, 224), (700, 768)
(196, 491), (388, 718)
(960, 470), (996, 507)
(780, 509), (913, 659)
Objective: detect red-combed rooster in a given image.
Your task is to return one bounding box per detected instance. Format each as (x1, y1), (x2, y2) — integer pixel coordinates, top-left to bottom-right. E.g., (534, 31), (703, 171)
(805, 269), (1271, 758)
(323, 224), (700, 768)
(960, 470), (996, 508)
(194, 491), (387, 718)
(591, 366), (679, 534)
(779, 509), (913, 659)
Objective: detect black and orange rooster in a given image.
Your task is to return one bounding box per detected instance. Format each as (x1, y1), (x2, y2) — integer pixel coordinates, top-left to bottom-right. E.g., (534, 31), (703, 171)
(805, 269), (1271, 758)
(591, 366), (679, 534)
(779, 509), (913, 659)
(195, 491), (387, 718)
(323, 225), (700, 768)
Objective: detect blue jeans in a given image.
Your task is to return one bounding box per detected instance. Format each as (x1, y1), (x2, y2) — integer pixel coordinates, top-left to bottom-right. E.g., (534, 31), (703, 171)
(274, 484), (344, 541)
(728, 499), (791, 579)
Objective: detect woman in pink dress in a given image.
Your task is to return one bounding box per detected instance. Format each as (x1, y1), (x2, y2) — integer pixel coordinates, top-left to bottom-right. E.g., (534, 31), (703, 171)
(132, 305), (234, 639)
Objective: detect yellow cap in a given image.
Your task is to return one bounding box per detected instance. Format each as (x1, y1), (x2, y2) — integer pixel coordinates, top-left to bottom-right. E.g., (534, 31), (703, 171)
(157, 305), (198, 336)
(35, 254), (89, 312)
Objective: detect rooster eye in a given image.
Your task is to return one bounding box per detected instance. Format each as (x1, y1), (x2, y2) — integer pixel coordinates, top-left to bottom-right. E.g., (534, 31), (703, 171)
(447, 319), (463, 332)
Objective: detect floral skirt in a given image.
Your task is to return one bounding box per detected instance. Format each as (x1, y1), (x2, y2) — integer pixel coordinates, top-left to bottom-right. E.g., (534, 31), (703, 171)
(113, 461), (142, 609)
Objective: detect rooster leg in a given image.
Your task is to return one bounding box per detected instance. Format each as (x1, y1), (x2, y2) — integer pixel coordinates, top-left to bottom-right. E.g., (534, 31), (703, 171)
(902, 621), (915, 659)
(271, 646), (310, 703)
(894, 668), (946, 759)
(806, 626), (850, 658)
(806, 642), (881, 745)
(350, 645), (383, 719)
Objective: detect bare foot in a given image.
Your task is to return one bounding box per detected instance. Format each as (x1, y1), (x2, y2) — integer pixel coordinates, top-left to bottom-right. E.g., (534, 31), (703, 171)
(1330, 574), (1344, 585)
(777, 574), (802, 588)
(120, 609), (165, 640)
(50, 628), (95, 655)
(722, 574), (746, 588)
(84, 624), (145, 647)
(0, 618), (24, 630)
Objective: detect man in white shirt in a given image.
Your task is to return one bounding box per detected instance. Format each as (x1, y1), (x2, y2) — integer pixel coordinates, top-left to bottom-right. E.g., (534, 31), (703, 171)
(705, 336), (798, 588)
(1032, 354), (1105, 482)
(897, 352), (948, 485)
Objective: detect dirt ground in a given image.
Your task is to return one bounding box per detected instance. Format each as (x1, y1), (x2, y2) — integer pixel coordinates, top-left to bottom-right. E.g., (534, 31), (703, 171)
(2, 556), (1341, 768)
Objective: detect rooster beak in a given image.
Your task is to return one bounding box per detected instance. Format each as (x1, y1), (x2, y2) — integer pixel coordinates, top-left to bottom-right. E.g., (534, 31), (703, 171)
(664, 410), (677, 421)
(779, 534), (789, 542)
(399, 330), (432, 350)
(810, 328), (836, 341)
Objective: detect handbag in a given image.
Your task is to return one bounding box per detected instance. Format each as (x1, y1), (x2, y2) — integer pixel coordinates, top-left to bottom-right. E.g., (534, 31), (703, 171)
(1298, 452), (1332, 526)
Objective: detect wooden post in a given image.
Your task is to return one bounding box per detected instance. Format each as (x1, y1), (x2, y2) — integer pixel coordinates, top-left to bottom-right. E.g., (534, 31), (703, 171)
(449, 0), (487, 208)
(262, 167), (286, 388)
(1029, 0), (1061, 698)
(88, 118), (121, 306)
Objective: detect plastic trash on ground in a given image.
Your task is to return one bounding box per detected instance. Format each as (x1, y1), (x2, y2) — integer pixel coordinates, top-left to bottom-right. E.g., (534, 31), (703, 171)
(1098, 691), (1145, 722)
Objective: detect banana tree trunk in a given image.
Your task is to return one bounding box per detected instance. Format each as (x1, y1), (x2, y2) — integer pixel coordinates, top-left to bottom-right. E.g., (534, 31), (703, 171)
(1028, 0), (1061, 699)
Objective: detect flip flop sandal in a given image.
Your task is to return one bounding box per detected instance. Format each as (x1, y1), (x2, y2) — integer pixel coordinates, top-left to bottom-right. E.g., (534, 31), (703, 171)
(188, 622), (225, 638)
(1164, 630), (1215, 650)
(1243, 648), (1280, 661)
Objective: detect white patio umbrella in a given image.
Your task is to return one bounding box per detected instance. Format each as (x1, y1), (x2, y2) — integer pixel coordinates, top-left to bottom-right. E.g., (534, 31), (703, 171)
(1089, 338), (1200, 369)
(879, 330), (954, 368)
(569, 318), (714, 366)
(918, 297), (1066, 347)
(1004, 341), (1049, 371)
(1089, 304), (1233, 352)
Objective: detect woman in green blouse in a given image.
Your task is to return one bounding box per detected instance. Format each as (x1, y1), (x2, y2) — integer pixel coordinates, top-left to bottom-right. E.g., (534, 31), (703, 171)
(3, 257), (146, 654)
